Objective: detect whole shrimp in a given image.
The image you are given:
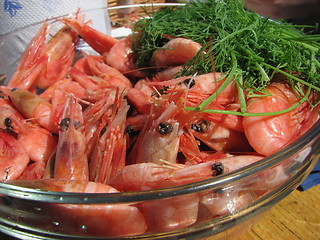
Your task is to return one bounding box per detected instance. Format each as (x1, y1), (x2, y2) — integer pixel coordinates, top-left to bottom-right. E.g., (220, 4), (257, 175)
(109, 154), (263, 231)
(243, 81), (319, 156)
(7, 21), (50, 90)
(0, 97), (57, 164)
(127, 101), (181, 165)
(109, 155), (264, 192)
(7, 179), (147, 237)
(89, 95), (130, 184)
(0, 131), (29, 181)
(54, 93), (89, 180)
(35, 25), (79, 89)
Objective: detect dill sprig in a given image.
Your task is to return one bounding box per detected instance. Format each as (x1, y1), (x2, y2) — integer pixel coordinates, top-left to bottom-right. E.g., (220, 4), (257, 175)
(132, 0), (320, 114)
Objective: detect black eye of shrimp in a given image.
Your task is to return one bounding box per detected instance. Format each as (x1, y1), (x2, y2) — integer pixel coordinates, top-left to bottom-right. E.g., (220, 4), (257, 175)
(212, 162), (224, 176)
(182, 78), (195, 88)
(10, 88), (18, 92)
(100, 124), (108, 137)
(158, 122), (173, 134)
(4, 117), (12, 127)
(59, 118), (70, 131)
(191, 120), (210, 133)
(125, 124), (139, 137)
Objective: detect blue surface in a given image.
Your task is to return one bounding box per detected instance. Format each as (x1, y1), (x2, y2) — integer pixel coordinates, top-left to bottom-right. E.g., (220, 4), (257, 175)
(298, 160), (320, 191)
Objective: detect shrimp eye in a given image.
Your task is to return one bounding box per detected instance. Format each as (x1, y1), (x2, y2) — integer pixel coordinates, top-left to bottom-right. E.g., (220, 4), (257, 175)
(4, 117), (12, 127)
(191, 120), (210, 133)
(11, 88), (18, 92)
(152, 86), (169, 97)
(125, 124), (139, 137)
(6, 126), (14, 133)
(59, 118), (70, 131)
(158, 121), (173, 134)
(100, 125), (107, 137)
(182, 78), (195, 88)
(212, 162), (224, 176)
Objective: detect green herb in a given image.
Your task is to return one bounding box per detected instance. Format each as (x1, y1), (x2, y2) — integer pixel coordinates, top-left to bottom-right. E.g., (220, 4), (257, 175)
(132, 0), (320, 114)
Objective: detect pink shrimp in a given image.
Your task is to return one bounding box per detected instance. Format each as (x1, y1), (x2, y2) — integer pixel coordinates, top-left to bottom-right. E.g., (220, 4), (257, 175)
(127, 88), (153, 114)
(39, 77), (72, 101)
(127, 102), (181, 165)
(200, 189), (258, 217)
(16, 123), (57, 163)
(0, 97), (57, 163)
(8, 88), (58, 133)
(190, 118), (252, 153)
(62, 13), (118, 55)
(243, 81), (319, 156)
(151, 37), (203, 67)
(154, 66), (184, 82)
(0, 97), (26, 134)
(109, 154), (264, 231)
(86, 55), (133, 90)
(105, 35), (145, 77)
(7, 179), (147, 237)
(108, 161), (200, 231)
(18, 161), (46, 180)
(83, 89), (117, 146)
(35, 25), (79, 89)
(89, 96), (130, 184)
(7, 21), (50, 90)
(109, 155), (264, 192)
(70, 55), (133, 93)
(54, 94), (89, 180)
(50, 80), (87, 127)
(152, 72), (244, 132)
(0, 131), (29, 181)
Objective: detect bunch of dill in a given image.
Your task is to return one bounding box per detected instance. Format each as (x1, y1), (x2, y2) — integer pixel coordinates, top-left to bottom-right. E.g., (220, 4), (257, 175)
(132, 0), (319, 114)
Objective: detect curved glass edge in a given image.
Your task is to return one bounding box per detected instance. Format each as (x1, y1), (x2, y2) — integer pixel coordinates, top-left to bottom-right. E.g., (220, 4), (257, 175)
(0, 153), (311, 240)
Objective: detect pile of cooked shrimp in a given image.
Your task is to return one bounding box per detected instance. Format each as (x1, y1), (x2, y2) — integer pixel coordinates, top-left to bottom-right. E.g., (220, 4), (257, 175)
(0, 5), (318, 238)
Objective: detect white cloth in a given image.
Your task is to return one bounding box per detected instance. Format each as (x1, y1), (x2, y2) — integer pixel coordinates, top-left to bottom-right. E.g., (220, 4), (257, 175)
(0, 0), (111, 35)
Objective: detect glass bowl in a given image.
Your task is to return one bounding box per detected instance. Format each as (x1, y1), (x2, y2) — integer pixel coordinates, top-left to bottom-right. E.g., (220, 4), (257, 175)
(0, 3), (319, 240)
